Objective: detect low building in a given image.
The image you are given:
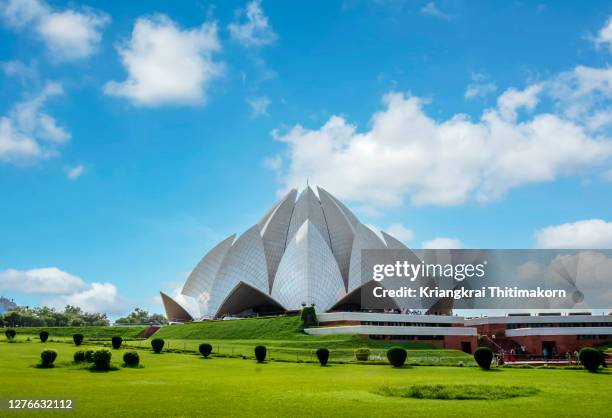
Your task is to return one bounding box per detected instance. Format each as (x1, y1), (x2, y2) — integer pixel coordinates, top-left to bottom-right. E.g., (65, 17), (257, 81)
(466, 313), (612, 355)
(304, 312), (477, 352)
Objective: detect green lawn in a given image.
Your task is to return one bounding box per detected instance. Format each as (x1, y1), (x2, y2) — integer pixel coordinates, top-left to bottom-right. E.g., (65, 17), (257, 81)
(0, 341), (610, 417)
(6, 326), (147, 340)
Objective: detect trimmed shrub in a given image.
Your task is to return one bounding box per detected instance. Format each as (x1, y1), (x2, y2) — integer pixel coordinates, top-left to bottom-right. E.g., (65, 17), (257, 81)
(123, 351), (140, 367)
(84, 350), (95, 363)
(579, 347), (603, 373)
(301, 305), (318, 327)
(40, 349), (58, 368)
(92, 349), (112, 370)
(73, 334), (84, 346)
(355, 348), (370, 361)
(316, 348), (330, 366)
(73, 350), (86, 363)
(254, 345), (267, 363)
(386, 347), (408, 368)
(151, 338), (164, 353)
(5, 329), (16, 340)
(39, 331), (49, 343)
(199, 343), (213, 358)
(111, 336), (123, 349)
(474, 346), (494, 370)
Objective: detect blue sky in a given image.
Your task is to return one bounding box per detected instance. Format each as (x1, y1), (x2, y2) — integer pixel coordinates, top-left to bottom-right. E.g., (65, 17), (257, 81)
(0, 0), (611, 316)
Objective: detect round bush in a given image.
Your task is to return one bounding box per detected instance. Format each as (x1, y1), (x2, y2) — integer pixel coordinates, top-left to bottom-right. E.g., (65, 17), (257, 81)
(386, 347), (408, 368)
(73, 350), (86, 363)
(254, 345), (267, 363)
(92, 349), (112, 370)
(39, 331), (49, 343)
(111, 336), (123, 349)
(151, 338), (164, 353)
(84, 350), (95, 362)
(199, 343), (213, 358)
(73, 334), (84, 346)
(123, 351), (140, 367)
(40, 349), (58, 367)
(5, 329), (16, 340)
(316, 348), (330, 366)
(474, 346), (494, 370)
(355, 348), (370, 361)
(579, 347), (603, 373)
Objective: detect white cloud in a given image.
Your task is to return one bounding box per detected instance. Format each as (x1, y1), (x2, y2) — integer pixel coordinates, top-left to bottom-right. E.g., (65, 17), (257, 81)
(270, 68), (612, 207)
(48, 282), (121, 314)
(104, 15), (222, 106)
(0, 266), (123, 313)
(0, 0), (109, 61)
(0, 82), (69, 163)
(66, 164), (84, 179)
(263, 154), (282, 171)
(228, 0), (277, 47)
(420, 2), (452, 20)
(246, 95), (271, 117)
(385, 223), (414, 242)
(0, 267), (87, 294)
(464, 73), (497, 100)
(593, 17), (612, 51)
(535, 219), (612, 249)
(422, 237), (464, 249)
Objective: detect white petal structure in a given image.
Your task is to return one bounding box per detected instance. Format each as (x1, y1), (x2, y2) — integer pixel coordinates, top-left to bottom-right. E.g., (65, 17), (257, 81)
(206, 225), (271, 317)
(259, 189), (297, 291)
(161, 185), (407, 320)
(181, 234), (235, 314)
(347, 223), (387, 293)
(272, 221), (346, 312)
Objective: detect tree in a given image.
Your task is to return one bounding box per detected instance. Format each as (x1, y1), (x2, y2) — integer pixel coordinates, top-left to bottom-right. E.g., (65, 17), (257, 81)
(115, 308), (168, 325)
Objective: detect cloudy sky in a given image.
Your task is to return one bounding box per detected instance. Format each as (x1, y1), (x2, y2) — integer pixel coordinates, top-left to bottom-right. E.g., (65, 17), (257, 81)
(0, 0), (611, 316)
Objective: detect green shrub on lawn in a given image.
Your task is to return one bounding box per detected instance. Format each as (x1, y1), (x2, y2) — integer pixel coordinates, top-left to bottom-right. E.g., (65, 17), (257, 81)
(316, 348), (330, 366)
(474, 347), (494, 370)
(111, 336), (123, 349)
(73, 334), (84, 346)
(92, 349), (112, 370)
(386, 347), (408, 368)
(355, 348), (370, 361)
(73, 350), (86, 363)
(39, 331), (49, 343)
(40, 349), (57, 368)
(199, 343), (213, 358)
(254, 345), (267, 363)
(84, 349), (95, 363)
(151, 338), (164, 353)
(123, 351), (140, 368)
(579, 347), (603, 373)
(5, 329), (16, 340)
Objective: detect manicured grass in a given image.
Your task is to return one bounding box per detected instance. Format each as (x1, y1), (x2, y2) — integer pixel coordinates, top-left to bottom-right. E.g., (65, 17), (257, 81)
(0, 341), (610, 417)
(5, 326), (147, 341)
(133, 316), (473, 364)
(377, 384), (540, 400)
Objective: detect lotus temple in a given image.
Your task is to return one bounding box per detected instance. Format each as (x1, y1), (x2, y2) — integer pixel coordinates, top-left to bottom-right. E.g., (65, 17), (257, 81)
(160, 186), (612, 354)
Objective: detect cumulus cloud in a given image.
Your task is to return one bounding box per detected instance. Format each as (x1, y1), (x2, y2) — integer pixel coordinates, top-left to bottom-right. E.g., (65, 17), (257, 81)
(593, 17), (612, 51)
(535, 219), (612, 249)
(246, 95), (271, 117)
(420, 2), (452, 20)
(0, 267), (123, 313)
(0, 0), (109, 61)
(385, 223), (414, 243)
(0, 82), (69, 163)
(421, 237), (464, 249)
(270, 64), (612, 207)
(229, 0), (277, 47)
(104, 15), (223, 106)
